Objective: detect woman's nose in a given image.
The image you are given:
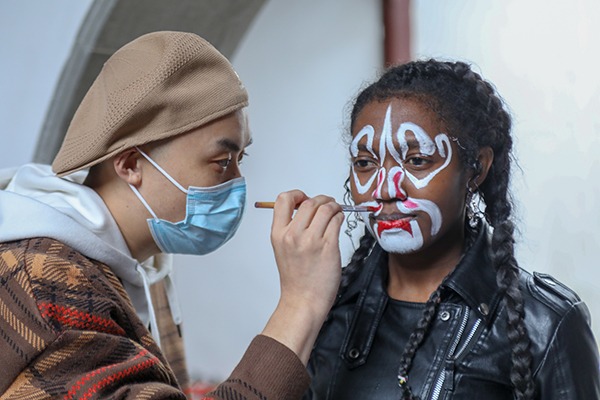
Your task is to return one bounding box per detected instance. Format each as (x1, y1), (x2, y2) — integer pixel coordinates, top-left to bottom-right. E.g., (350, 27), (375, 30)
(372, 167), (407, 201)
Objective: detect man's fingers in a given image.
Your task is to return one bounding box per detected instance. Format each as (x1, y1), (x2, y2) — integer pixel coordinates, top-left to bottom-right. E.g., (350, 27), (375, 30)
(271, 190), (308, 232)
(287, 195), (337, 233)
(304, 201), (343, 238)
(323, 211), (344, 244)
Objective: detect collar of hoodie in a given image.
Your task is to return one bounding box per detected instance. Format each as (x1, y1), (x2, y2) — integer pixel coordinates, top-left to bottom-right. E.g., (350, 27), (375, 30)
(0, 163), (182, 348)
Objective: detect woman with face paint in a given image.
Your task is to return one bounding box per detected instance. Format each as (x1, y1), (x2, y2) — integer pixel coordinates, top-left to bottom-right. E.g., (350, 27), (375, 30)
(305, 60), (600, 400)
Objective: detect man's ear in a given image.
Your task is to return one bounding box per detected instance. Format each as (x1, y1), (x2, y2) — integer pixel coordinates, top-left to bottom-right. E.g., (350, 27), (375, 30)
(472, 146), (494, 187)
(113, 148), (143, 186)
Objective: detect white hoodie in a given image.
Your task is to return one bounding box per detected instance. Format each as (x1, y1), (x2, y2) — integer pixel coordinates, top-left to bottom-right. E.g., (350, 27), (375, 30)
(0, 163), (181, 347)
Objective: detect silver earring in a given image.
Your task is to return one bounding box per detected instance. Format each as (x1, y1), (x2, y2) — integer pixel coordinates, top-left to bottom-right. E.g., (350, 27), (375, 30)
(467, 188), (484, 228)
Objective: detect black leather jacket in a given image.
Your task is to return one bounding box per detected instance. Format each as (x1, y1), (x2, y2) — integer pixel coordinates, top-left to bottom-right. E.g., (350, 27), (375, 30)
(306, 225), (600, 399)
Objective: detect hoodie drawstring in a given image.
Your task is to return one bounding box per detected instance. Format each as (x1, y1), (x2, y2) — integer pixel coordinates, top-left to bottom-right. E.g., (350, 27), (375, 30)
(136, 264), (161, 349)
(164, 271), (183, 332)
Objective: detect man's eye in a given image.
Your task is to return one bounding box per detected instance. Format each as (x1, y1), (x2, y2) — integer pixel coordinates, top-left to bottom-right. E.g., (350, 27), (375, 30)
(217, 158), (232, 168)
(238, 151), (249, 165)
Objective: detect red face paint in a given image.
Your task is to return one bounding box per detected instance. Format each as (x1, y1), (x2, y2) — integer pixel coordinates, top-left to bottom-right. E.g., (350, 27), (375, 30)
(372, 169), (385, 198)
(402, 199), (419, 209)
(377, 219), (413, 236)
(393, 170), (402, 191)
(392, 169), (408, 200)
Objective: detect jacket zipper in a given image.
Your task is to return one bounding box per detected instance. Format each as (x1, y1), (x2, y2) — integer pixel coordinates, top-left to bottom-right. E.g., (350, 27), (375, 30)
(454, 318), (481, 359)
(430, 313), (483, 399)
(429, 307), (470, 400)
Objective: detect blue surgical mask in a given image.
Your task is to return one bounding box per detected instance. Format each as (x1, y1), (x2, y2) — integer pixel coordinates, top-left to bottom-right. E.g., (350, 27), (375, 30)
(129, 148), (246, 255)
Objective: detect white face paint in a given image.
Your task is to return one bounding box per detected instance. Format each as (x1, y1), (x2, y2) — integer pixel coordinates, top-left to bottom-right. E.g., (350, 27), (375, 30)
(350, 103), (453, 254)
(350, 125), (379, 193)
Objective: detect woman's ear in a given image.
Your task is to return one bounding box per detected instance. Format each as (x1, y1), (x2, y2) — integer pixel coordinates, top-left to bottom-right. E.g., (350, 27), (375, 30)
(472, 146), (494, 187)
(113, 148), (143, 186)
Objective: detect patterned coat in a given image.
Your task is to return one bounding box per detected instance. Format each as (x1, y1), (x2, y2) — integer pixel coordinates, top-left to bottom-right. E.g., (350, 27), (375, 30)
(0, 237), (308, 399)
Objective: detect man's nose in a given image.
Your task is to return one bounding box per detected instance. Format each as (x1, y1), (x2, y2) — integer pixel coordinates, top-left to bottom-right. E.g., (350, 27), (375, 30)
(229, 160), (243, 180)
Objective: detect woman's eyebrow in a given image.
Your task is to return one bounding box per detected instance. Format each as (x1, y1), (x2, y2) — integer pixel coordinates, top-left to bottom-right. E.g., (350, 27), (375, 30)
(351, 135), (432, 153)
(405, 138), (421, 148)
(356, 143), (371, 152)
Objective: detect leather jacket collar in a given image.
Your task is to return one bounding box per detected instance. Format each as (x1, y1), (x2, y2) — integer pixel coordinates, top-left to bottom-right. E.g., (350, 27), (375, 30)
(308, 221), (600, 399)
(337, 221), (499, 368)
(443, 223), (502, 323)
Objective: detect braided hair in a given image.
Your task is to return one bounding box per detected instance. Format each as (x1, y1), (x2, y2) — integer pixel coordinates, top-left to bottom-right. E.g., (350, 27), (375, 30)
(341, 60), (534, 399)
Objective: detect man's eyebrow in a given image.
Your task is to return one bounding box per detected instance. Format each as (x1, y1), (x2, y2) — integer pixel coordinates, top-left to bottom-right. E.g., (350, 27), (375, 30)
(216, 138), (241, 152)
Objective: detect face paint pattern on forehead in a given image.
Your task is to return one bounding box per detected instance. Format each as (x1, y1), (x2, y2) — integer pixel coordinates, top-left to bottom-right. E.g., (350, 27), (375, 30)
(405, 132), (453, 189)
(351, 103), (453, 193)
(350, 125), (378, 193)
(350, 103), (452, 254)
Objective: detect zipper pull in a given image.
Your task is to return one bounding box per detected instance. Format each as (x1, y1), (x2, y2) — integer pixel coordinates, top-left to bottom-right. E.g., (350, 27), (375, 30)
(444, 358), (455, 392)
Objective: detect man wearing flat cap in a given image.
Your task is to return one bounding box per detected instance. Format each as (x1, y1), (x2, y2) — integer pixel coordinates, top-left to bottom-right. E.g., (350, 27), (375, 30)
(0, 31), (344, 399)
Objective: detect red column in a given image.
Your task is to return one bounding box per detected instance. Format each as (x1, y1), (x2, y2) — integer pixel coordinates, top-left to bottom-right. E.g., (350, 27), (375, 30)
(383, 0), (411, 67)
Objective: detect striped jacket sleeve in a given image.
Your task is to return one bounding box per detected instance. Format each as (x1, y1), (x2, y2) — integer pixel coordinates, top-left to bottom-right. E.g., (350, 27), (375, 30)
(0, 238), (309, 399)
(0, 238), (185, 399)
(205, 335), (310, 400)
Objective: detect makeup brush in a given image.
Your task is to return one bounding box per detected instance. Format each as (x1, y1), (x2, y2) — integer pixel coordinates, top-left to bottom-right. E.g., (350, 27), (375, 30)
(254, 201), (376, 212)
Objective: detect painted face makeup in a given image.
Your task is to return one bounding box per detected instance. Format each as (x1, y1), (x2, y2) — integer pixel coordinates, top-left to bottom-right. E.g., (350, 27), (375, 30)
(350, 102), (453, 254)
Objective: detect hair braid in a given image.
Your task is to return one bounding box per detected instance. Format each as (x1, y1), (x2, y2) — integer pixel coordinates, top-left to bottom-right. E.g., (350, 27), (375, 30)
(397, 285), (445, 400)
(492, 220), (535, 399)
(485, 151), (535, 399)
(346, 59), (535, 398)
(339, 232), (375, 295)
(465, 71), (535, 400)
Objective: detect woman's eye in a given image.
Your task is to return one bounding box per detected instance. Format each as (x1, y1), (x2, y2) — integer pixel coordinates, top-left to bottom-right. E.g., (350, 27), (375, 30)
(404, 156), (429, 168)
(353, 158), (377, 170)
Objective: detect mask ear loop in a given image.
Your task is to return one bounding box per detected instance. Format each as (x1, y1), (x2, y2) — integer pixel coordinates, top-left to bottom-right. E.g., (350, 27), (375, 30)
(129, 184), (159, 221)
(135, 146), (188, 194)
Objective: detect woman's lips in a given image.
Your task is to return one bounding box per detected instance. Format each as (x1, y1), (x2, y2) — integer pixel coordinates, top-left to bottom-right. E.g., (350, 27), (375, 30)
(376, 218), (413, 236)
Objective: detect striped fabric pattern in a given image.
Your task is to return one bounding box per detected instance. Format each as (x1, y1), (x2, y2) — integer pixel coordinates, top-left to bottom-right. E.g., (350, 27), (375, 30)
(0, 237), (310, 399)
(0, 237), (184, 399)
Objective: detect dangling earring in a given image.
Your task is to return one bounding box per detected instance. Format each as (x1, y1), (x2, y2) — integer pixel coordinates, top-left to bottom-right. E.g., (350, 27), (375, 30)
(466, 185), (487, 228)
(467, 188), (479, 228)
(466, 160), (486, 228)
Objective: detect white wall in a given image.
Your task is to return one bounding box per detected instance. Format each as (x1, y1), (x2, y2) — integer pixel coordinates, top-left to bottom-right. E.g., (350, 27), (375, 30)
(0, 0), (94, 167)
(413, 0), (600, 342)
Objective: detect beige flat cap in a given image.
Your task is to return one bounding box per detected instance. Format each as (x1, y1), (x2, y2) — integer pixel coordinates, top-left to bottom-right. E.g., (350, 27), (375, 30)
(52, 31), (248, 176)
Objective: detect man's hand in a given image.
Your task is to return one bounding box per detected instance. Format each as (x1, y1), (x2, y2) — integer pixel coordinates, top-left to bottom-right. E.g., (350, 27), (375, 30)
(261, 190), (344, 364)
